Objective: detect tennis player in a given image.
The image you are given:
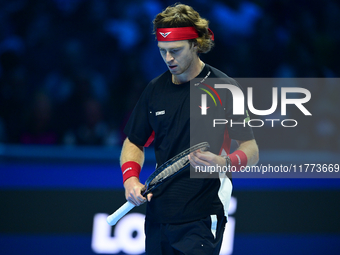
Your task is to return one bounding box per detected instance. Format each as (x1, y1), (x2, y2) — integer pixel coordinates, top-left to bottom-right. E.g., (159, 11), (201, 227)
(120, 3), (259, 254)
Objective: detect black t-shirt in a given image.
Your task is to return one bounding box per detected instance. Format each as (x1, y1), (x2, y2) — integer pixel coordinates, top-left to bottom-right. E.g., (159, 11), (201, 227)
(124, 64), (254, 223)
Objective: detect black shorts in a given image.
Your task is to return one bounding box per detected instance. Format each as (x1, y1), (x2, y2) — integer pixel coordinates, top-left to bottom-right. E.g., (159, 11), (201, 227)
(145, 215), (227, 255)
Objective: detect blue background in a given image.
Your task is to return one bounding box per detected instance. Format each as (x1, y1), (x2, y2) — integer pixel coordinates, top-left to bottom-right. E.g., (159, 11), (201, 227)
(1, 145), (340, 255)
(1, 0), (340, 254)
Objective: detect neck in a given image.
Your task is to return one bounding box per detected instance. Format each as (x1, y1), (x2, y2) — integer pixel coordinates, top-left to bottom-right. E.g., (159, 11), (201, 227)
(172, 58), (204, 85)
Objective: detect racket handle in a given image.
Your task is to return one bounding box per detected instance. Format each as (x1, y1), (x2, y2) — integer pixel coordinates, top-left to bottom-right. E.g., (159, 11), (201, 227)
(106, 201), (135, 226)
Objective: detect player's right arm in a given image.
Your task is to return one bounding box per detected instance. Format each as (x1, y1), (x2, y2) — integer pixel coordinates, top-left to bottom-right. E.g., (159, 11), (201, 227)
(120, 138), (151, 205)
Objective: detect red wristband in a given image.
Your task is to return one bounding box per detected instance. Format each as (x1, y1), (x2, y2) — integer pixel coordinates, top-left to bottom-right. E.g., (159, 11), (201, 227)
(229, 150), (248, 172)
(121, 161), (141, 183)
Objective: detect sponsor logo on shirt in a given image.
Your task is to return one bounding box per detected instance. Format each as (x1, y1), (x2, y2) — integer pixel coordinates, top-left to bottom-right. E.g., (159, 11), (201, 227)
(155, 110), (165, 116)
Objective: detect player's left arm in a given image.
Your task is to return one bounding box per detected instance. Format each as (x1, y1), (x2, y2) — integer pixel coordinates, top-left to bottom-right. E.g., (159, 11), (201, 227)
(234, 139), (259, 166)
(188, 139), (259, 169)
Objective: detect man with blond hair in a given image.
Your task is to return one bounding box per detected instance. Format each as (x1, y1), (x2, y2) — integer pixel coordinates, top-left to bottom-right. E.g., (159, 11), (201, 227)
(118, 3), (259, 254)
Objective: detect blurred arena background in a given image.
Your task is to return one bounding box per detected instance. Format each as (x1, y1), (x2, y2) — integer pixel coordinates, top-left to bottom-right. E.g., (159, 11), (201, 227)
(0, 0), (339, 254)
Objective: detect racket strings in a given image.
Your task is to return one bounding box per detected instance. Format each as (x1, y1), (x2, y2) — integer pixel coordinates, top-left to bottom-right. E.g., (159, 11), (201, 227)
(150, 156), (189, 185)
(144, 142), (209, 192)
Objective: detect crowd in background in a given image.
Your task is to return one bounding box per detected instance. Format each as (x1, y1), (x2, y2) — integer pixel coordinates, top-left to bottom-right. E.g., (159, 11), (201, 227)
(0, 0), (339, 151)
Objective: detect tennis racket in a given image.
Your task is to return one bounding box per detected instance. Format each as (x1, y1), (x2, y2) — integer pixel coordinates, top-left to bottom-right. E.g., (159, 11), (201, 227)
(106, 141), (210, 226)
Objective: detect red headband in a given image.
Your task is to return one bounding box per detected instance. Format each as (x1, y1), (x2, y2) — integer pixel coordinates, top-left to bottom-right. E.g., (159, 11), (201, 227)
(156, 27), (214, 41)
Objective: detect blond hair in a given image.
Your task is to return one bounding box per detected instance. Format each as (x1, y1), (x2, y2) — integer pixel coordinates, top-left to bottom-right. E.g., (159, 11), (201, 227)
(153, 3), (214, 53)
